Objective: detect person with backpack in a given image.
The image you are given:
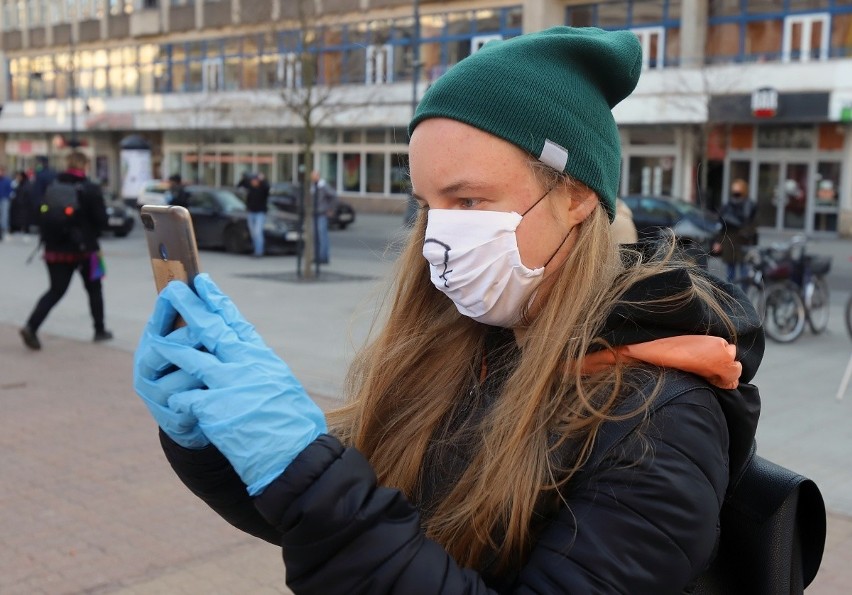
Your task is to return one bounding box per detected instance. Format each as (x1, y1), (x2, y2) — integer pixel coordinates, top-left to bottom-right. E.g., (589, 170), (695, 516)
(133, 28), (768, 592)
(20, 151), (112, 350)
(713, 178), (758, 283)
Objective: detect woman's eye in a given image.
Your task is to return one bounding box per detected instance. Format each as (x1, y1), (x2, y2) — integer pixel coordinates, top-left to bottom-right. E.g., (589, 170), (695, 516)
(460, 198), (480, 208)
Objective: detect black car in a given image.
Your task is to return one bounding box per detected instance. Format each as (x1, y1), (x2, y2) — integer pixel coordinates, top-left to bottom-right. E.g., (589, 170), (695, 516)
(184, 186), (301, 254)
(620, 195), (722, 268)
(104, 197), (136, 237)
(268, 182), (356, 230)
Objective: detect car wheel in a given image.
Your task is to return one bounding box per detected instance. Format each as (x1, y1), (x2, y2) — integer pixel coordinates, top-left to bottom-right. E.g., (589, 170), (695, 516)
(224, 225), (251, 254)
(337, 222), (349, 230)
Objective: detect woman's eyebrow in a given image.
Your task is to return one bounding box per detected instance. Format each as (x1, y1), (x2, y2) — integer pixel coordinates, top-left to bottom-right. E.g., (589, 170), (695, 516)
(411, 180), (494, 203)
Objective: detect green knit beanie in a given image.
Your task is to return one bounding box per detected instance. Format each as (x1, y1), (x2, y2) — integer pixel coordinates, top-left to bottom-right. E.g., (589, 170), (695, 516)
(409, 26), (642, 221)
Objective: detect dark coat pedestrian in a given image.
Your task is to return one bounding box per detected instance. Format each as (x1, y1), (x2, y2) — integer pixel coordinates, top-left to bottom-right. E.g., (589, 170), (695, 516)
(20, 152), (112, 350)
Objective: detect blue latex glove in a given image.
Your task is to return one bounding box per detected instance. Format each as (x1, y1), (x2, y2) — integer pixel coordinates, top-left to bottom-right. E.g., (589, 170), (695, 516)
(134, 295), (209, 449)
(143, 274), (327, 496)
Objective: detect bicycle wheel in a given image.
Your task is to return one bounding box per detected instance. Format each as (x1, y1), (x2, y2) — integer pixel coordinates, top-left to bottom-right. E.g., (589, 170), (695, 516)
(763, 282), (806, 343)
(806, 276), (830, 334)
(743, 280), (766, 322)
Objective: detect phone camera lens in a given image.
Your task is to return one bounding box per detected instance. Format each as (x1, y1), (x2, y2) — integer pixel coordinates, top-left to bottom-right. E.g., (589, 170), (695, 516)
(159, 243), (168, 261)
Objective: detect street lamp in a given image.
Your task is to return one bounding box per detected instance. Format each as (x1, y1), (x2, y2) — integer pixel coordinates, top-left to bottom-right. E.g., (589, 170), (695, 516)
(68, 30), (80, 149)
(411, 0), (421, 118)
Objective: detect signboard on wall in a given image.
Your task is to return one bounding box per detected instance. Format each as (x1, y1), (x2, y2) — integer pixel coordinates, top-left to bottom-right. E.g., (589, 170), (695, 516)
(709, 92), (829, 123)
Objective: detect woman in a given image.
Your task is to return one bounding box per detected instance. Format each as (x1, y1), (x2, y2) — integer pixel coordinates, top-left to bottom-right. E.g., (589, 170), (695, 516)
(135, 27), (762, 593)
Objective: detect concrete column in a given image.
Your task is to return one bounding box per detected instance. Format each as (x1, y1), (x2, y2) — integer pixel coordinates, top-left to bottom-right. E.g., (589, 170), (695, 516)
(232, 0), (240, 24)
(522, 0), (563, 33)
(161, 0), (169, 32)
(196, 0), (203, 29)
(680, 0), (707, 68)
(100, 0), (108, 39)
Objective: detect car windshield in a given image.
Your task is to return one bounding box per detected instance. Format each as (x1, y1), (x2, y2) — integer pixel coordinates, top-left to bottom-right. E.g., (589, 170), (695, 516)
(213, 189), (247, 212)
(667, 198), (707, 217)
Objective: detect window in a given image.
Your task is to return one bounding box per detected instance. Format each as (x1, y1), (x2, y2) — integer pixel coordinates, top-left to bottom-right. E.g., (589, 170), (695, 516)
(202, 58), (223, 92)
(471, 34), (501, 52)
(365, 44), (393, 84)
(278, 53), (301, 88)
(783, 13), (830, 62)
(633, 26), (666, 69)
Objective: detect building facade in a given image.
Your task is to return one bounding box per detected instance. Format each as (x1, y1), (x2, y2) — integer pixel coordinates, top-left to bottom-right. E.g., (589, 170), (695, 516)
(1, 0), (851, 236)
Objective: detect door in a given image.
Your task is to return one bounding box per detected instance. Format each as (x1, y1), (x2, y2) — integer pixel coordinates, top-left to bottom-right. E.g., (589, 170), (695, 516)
(755, 161), (809, 231)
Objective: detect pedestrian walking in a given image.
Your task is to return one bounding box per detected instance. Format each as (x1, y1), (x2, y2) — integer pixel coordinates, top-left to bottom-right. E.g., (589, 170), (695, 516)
(0, 165), (12, 240)
(166, 173), (190, 208)
(713, 178), (758, 283)
(20, 151), (112, 350)
(11, 170), (33, 237)
(311, 169), (336, 264)
(134, 27), (763, 592)
(245, 173), (270, 257)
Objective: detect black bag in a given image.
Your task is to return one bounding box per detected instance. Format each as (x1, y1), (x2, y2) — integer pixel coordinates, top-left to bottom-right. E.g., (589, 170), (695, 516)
(692, 446), (826, 594)
(588, 374), (826, 594)
(40, 181), (82, 244)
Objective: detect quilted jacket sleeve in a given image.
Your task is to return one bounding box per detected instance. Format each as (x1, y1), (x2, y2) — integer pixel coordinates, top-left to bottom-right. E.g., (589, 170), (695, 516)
(248, 385), (730, 594)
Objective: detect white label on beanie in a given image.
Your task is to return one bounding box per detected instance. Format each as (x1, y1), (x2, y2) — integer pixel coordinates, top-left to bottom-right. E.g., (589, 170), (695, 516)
(540, 139), (569, 172)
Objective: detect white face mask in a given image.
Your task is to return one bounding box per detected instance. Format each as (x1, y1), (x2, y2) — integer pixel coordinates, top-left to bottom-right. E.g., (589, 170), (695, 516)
(423, 204), (563, 327)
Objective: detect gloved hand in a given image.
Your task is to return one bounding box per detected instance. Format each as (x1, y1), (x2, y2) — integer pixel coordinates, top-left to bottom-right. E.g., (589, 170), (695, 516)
(142, 274), (327, 496)
(134, 295), (209, 449)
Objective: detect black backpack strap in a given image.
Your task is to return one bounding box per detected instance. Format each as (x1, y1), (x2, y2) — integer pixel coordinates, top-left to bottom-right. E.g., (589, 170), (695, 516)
(584, 371), (707, 471)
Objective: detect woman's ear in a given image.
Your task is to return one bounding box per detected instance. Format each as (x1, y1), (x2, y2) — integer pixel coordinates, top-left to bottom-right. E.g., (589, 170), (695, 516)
(566, 187), (600, 225)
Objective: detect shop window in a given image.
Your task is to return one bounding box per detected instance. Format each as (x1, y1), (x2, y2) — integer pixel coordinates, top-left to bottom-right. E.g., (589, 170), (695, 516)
(813, 161), (839, 232)
(366, 44), (393, 84)
(632, 0), (665, 25)
(319, 153), (339, 189)
(628, 156), (675, 196)
(633, 27), (665, 69)
(390, 153), (411, 194)
(783, 13), (830, 62)
(276, 153), (294, 184)
(342, 153), (361, 192)
(366, 153), (384, 193)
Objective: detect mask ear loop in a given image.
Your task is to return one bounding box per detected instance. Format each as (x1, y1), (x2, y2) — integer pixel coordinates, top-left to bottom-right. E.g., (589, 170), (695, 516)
(542, 224), (576, 269)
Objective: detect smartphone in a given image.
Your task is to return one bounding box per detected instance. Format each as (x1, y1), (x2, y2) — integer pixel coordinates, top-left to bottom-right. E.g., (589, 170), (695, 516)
(141, 205), (202, 309)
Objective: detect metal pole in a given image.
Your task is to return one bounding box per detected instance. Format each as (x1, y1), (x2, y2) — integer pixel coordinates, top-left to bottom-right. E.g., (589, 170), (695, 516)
(411, 0), (421, 118)
(68, 28), (79, 149)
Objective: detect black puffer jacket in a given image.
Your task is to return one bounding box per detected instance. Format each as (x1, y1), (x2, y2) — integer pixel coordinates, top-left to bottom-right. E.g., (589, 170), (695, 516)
(161, 269), (762, 594)
(41, 171), (108, 254)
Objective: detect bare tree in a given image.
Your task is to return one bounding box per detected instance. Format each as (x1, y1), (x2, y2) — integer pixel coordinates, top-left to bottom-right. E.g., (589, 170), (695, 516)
(273, 0), (381, 278)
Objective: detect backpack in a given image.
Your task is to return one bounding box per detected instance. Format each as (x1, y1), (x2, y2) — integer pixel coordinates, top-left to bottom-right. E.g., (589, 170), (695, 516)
(585, 373), (826, 594)
(40, 181), (83, 246)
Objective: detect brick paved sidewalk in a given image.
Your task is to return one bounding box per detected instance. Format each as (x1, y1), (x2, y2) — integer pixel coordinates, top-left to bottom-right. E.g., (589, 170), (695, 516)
(1, 323), (848, 593)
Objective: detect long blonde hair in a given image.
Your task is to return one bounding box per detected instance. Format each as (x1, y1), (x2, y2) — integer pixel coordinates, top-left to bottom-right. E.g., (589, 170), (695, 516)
(328, 170), (735, 571)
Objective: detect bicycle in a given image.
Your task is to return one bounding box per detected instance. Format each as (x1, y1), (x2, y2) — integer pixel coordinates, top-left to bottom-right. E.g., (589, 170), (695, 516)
(737, 236), (831, 343)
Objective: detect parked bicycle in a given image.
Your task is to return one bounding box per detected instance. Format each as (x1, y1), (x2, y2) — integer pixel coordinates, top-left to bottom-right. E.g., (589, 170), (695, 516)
(735, 235), (832, 343)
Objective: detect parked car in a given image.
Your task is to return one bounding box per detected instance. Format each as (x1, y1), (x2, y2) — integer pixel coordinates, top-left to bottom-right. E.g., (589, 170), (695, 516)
(620, 194), (723, 268)
(104, 196), (136, 237)
(268, 182), (356, 230)
(135, 181), (170, 208)
(184, 185), (301, 254)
